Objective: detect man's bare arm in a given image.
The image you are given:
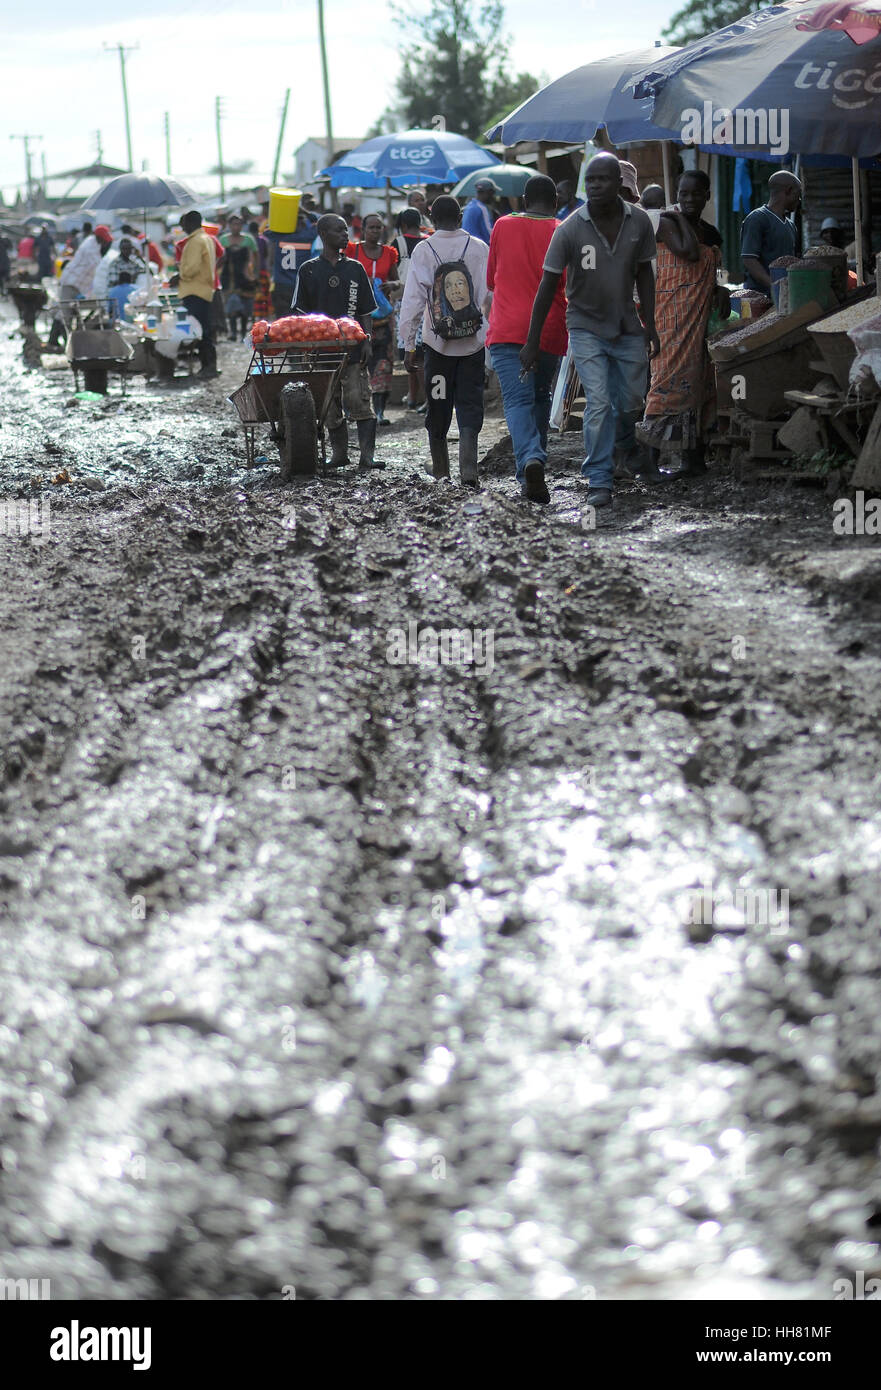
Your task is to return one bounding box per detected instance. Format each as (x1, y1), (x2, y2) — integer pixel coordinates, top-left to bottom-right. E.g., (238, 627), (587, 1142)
(741, 255), (771, 291)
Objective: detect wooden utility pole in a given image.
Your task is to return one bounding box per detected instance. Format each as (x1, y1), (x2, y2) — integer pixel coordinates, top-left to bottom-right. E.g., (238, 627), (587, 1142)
(103, 42), (138, 169)
(9, 133), (41, 212)
(215, 96), (225, 200)
(272, 88), (291, 186)
(317, 0), (337, 209)
(164, 113), (171, 175)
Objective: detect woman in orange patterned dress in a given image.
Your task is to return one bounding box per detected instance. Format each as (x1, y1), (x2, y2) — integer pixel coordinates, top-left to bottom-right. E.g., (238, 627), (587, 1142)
(641, 170), (730, 480)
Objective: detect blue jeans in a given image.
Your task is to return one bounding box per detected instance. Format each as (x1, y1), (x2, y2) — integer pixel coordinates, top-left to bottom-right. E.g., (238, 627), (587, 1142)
(489, 343), (561, 483)
(568, 329), (648, 488)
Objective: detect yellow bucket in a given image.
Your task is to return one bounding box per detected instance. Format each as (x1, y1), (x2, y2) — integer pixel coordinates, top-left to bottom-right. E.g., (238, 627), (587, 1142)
(268, 187), (302, 233)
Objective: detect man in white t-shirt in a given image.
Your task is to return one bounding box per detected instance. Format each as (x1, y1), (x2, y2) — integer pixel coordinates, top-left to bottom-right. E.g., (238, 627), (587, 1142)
(399, 195), (488, 487)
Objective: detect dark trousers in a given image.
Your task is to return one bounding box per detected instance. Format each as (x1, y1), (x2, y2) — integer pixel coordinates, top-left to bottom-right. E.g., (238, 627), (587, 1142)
(182, 295), (217, 371)
(423, 345), (485, 438)
(271, 285), (294, 319)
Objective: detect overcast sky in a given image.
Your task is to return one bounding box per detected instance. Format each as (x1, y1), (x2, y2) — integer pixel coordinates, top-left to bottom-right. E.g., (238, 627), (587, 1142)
(3, 0), (675, 199)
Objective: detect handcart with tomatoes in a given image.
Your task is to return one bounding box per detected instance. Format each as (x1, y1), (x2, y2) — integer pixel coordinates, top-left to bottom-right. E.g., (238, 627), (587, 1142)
(227, 313), (367, 478)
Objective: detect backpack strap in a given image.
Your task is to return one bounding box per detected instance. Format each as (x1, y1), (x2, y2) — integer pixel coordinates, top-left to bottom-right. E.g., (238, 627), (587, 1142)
(426, 232), (469, 265)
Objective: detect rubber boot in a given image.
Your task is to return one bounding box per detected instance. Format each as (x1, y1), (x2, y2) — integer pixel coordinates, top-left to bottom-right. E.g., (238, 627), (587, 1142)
(429, 436), (450, 479)
(458, 427), (479, 488)
(666, 445), (708, 481)
(328, 424), (350, 468)
(357, 416), (384, 469)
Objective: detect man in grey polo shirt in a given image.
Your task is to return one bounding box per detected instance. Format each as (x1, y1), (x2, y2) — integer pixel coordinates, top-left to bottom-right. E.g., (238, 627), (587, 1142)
(520, 153), (660, 506)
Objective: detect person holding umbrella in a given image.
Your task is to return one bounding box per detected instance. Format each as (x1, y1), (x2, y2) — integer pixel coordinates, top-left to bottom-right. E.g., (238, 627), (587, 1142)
(462, 179), (500, 245)
(121, 223), (163, 272)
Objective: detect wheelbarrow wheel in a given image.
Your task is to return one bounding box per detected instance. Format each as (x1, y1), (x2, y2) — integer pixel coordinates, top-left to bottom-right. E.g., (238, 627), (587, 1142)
(83, 366), (109, 395)
(278, 381), (318, 480)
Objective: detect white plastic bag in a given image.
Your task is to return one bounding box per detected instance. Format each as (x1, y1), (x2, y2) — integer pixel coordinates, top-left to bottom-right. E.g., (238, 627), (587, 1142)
(848, 306), (881, 391)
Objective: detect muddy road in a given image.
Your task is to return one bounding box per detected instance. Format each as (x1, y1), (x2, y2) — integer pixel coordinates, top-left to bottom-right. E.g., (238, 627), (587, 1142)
(2, 302), (881, 1300)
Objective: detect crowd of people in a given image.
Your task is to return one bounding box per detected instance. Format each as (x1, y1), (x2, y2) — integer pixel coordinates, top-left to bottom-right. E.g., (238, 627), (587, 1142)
(287, 155), (848, 502)
(279, 155), (747, 498)
(5, 156), (828, 492)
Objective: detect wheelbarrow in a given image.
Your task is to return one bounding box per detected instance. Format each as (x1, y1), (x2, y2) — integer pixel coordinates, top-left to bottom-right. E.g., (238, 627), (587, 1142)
(9, 283), (48, 329)
(66, 325), (135, 395)
(227, 341), (350, 478)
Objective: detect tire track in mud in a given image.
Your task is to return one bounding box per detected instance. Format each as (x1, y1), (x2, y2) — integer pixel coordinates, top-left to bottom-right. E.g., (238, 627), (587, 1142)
(2, 314), (881, 1296)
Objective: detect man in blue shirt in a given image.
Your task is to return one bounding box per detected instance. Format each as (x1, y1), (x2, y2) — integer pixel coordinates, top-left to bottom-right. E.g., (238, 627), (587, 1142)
(265, 207), (318, 316)
(462, 179), (500, 245)
(740, 171), (801, 292)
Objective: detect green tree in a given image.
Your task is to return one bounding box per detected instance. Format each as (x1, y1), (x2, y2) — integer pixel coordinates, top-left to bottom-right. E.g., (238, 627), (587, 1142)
(662, 0), (770, 44)
(374, 0), (542, 142)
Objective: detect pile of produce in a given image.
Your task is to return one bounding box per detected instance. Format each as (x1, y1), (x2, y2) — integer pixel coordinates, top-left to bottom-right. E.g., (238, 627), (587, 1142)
(769, 255), (801, 270)
(809, 297), (881, 334)
(249, 315), (367, 350)
(803, 244), (846, 259)
(802, 244), (849, 301)
(710, 309), (782, 348)
(729, 287), (773, 319)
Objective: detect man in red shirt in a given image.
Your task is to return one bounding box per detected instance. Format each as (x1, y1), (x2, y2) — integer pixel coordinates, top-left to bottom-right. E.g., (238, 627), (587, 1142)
(486, 175), (567, 503)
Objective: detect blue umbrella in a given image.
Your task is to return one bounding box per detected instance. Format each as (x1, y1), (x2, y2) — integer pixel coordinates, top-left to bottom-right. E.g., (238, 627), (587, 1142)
(482, 46), (793, 202)
(319, 130), (500, 187)
(485, 48), (684, 145)
(631, 1), (881, 158)
(631, 2), (881, 279)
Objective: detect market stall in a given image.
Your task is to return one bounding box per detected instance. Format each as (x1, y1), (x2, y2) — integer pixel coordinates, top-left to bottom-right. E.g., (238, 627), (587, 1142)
(708, 258), (881, 474)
